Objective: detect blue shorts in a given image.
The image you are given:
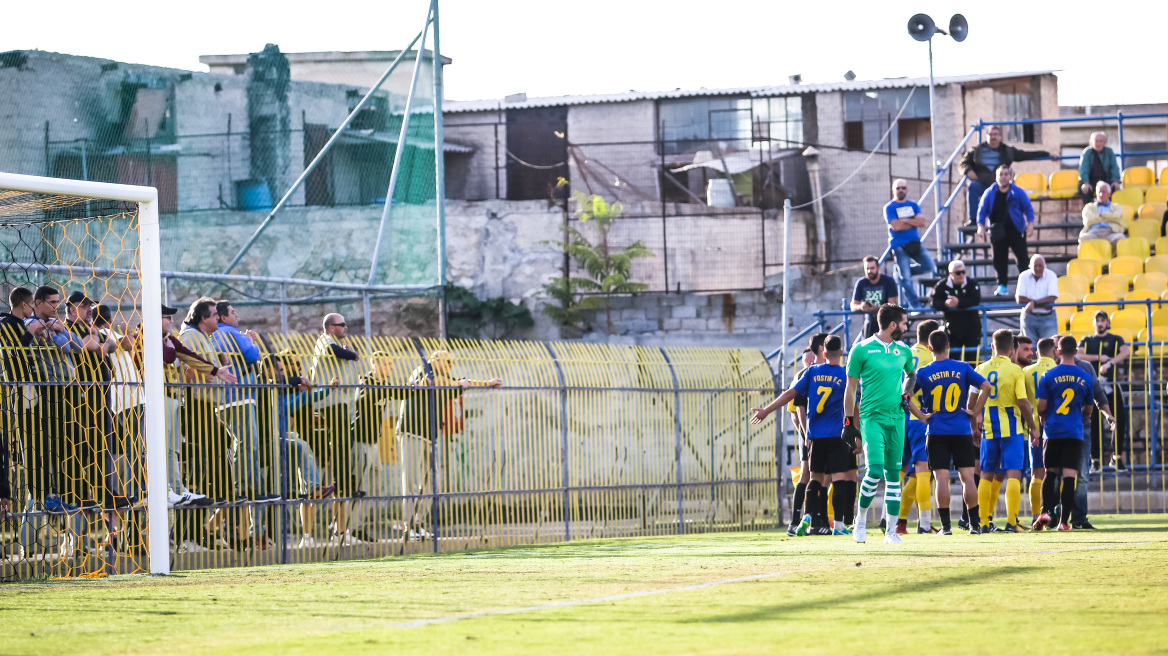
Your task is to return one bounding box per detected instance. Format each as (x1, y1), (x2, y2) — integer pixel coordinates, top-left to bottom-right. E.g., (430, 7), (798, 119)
(1031, 443), (1044, 469)
(905, 421), (928, 465)
(980, 435), (1026, 472)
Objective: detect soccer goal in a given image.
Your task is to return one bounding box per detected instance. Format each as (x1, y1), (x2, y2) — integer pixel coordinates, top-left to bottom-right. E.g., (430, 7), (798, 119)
(0, 172), (167, 578)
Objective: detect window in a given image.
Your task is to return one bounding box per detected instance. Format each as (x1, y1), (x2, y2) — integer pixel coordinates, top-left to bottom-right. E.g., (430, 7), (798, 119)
(994, 82), (1036, 143)
(897, 117), (931, 149)
(752, 96), (803, 148)
(659, 97), (751, 155)
(843, 89), (931, 151)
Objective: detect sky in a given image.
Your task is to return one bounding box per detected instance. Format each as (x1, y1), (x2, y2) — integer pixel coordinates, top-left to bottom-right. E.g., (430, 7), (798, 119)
(7, 0), (1163, 107)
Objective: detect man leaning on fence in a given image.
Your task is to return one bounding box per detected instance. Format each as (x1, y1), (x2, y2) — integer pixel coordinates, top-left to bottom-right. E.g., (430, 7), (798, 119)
(931, 260), (982, 359)
(884, 178), (936, 310)
(1078, 312), (1131, 472)
(211, 301), (272, 502)
(1016, 254), (1059, 340)
(398, 350), (501, 540)
(851, 256), (899, 340)
(960, 125), (1050, 227)
(0, 287), (40, 519)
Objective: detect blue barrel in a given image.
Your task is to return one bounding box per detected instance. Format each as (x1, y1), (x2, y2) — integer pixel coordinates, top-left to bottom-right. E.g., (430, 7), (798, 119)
(236, 179), (273, 210)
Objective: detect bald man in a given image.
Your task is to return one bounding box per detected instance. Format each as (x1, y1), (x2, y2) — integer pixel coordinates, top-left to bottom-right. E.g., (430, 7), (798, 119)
(884, 179), (936, 310)
(1016, 254), (1059, 340)
(1078, 132), (1122, 197)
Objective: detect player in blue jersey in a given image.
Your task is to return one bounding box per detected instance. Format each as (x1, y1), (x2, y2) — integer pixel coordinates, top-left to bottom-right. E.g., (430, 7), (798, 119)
(1034, 336), (1112, 531)
(753, 335), (851, 535)
(896, 319), (941, 535)
(914, 329), (992, 534)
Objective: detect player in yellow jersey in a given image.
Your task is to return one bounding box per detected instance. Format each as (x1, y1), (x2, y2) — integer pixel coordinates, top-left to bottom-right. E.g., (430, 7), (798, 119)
(970, 329), (1039, 533)
(1023, 337), (1057, 524)
(895, 320), (940, 534)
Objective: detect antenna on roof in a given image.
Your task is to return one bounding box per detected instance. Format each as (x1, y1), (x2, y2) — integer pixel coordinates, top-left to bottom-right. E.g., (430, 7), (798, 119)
(788, 74), (802, 85)
(843, 70), (856, 81)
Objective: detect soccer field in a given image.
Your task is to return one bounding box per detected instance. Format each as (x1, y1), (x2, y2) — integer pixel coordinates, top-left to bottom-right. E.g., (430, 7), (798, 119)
(3, 515), (1166, 655)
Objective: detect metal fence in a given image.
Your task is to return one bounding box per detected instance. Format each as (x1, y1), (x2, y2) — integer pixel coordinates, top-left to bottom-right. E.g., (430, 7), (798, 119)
(1, 335), (779, 579)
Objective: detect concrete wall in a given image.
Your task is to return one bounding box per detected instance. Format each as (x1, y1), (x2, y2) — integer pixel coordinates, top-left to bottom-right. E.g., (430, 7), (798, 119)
(444, 110), (504, 200)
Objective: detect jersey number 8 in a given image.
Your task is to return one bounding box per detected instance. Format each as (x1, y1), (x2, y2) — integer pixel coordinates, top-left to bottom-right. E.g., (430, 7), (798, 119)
(988, 371), (999, 399)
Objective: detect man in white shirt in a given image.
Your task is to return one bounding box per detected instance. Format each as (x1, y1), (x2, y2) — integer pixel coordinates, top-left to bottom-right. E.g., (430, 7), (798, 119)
(1016, 254), (1059, 339)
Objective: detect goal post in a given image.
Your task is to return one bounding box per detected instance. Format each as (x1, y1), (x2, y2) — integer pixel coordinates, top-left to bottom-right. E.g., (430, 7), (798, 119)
(0, 172), (167, 576)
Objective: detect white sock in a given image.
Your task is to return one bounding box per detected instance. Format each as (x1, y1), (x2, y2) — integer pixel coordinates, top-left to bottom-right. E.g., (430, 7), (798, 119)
(856, 509), (868, 529)
(834, 520), (845, 531)
(919, 510), (932, 528)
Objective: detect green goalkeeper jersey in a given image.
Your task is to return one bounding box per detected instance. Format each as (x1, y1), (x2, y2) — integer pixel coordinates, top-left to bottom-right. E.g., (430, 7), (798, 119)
(846, 335), (914, 421)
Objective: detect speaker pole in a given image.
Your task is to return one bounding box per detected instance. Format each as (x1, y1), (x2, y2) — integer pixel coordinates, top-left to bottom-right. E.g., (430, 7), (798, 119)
(928, 36), (941, 259)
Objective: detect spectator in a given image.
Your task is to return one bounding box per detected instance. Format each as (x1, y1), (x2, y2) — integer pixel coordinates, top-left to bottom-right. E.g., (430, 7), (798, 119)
(1016, 255), (1059, 340)
(960, 125), (1050, 226)
(1080, 181), (1126, 253)
(210, 301), (271, 501)
(977, 164), (1036, 296)
(23, 286), (74, 515)
(93, 305), (140, 500)
(850, 256), (899, 340)
(1067, 338), (1116, 530)
(257, 353), (334, 549)
(1077, 311), (1130, 472)
(1078, 132), (1122, 197)
(178, 297), (242, 546)
(398, 350), (502, 539)
(931, 260), (982, 360)
(0, 287), (40, 521)
(309, 312), (365, 545)
(884, 178), (936, 310)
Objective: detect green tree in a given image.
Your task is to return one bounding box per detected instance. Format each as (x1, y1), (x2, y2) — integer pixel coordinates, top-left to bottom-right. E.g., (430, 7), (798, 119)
(542, 191), (653, 334)
(445, 283), (534, 340)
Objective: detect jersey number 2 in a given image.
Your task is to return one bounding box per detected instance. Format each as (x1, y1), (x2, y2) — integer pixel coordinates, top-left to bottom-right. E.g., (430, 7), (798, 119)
(1056, 388), (1074, 415)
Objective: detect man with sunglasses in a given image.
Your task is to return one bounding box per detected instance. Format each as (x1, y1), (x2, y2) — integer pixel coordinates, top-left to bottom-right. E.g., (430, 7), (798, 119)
(931, 260), (982, 361)
(884, 179), (936, 310)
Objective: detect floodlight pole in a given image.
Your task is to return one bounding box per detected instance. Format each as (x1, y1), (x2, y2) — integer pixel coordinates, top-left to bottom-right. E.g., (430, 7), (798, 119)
(367, 2), (434, 286)
(928, 37), (942, 257)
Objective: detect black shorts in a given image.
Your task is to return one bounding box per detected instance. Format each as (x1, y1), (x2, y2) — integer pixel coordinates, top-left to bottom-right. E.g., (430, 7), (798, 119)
(798, 437), (809, 463)
(1043, 439), (1083, 471)
(927, 434), (977, 471)
(808, 437), (851, 475)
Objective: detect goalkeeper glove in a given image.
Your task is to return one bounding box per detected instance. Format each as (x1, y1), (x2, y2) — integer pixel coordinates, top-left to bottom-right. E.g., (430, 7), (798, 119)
(900, 393), (914, 413)
(842, 417), (861, 451)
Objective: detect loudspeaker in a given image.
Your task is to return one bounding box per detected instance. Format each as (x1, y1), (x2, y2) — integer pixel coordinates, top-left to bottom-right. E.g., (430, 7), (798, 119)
(908, 13), (936, 42)
(949, 14), (969, 42)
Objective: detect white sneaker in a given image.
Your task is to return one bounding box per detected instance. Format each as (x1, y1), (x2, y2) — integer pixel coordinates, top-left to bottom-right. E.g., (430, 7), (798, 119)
(884, 531), (904, 545)
(853, 524), (866, 543)
(181, 488), (208, 504)
(297, 535), (325, 549)
(179, 540), (210, 553)
(332, 531), (363, 546)
(167, 490), (186, 508)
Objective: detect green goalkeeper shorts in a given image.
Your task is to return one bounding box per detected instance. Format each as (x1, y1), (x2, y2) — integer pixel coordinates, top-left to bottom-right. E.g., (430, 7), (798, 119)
(860, 416), (904, 473)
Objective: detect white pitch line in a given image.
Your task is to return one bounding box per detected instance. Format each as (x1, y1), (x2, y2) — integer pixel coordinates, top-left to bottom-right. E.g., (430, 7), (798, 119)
(390, 539), (1166, 630)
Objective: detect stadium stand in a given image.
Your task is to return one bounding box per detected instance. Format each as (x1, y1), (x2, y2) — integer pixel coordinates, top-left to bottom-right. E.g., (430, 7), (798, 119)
(1123, 166), (1155, 194)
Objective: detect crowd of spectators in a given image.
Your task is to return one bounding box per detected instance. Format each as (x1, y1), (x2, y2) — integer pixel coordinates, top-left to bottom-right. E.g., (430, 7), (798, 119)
(0, 287), (503, 556)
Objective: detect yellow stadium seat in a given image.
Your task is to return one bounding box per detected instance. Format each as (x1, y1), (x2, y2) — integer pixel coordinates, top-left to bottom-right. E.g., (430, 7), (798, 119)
(1135, 327), (1168, 358)
(1111, 308), (1148, 333)
(1134, 271), (1168, 293)
(1153, 308), (1168, 327)
(1078, 240), (1111, 261)
(1117, 237), (1151, 259)
(1163, 289), (1168, 301)
(1162, 167), (1168, 185)
(1015, 172), (1047, 199)
(1056, 293), (1079, 328)
(1113, 188), (1145, 208)
(1093, 274), (1132, 296)
(1147, 255), (1168, 276)
(1049, 170), (1079, 199)
(1084, 291), (1121, 315)
(1109, 256), (1144, 276)
(1146, 186), (1168, 205)
(1068, 311), (1096, 339)
(1058, 273), (1091, 299)
(1156, 236), (1168, 255)
(1123, 166), (1155, 194)
(1112, 327), (1138, 344)
(1066, 259), (1103, 281)
(1118, 203), (1136, 228)
(1139, 202), (1167, 220)
(1128, 219), (1162, 243)
(1124, 289), (1161, 306)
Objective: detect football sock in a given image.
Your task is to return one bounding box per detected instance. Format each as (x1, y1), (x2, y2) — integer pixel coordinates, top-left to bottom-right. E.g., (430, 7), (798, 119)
(1041, 475), (1059, 515)
(967, 504), (981, 530)
(977, 478), (994, 527)
(883, 469), (902, 519)
(1029, 477), (1043, 516)
(938, 507), (951, 530)
(1060, 477), (1077, 522)
(1005, 478), (1021, 526)
(831, 482), (847, 522)
(826, 484), (835, 522)
(843, 481), (857, 525)
(898, 475), (917, 520)
(791, 482), (807, 525)
(991, 479), (1004, 517)
(916, 471), (932, 527)
(806, 481), (826, 527)
(858, 473), (881, 510)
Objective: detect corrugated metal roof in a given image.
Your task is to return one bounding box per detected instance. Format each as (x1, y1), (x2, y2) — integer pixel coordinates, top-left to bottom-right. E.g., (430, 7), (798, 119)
(444, 70), (1057, 113)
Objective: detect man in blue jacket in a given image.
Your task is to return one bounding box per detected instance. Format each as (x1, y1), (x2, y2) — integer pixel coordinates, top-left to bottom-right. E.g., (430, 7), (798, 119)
(977, 165), (1035, 296)
(211, 301), (272, 501)
(1078, 132), (1122, 197)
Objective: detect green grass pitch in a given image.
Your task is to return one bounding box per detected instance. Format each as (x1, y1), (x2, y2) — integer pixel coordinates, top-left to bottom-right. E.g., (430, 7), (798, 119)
(2, 515), (1166, 655)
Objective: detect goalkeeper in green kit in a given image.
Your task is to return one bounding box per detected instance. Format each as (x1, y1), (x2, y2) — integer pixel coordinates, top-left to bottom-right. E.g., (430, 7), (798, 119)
(843, 304), (922, 545)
